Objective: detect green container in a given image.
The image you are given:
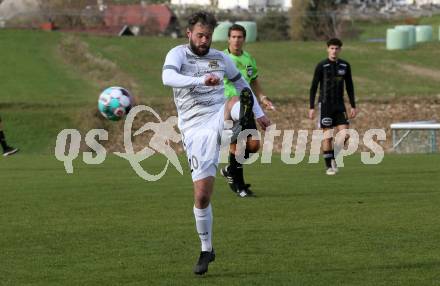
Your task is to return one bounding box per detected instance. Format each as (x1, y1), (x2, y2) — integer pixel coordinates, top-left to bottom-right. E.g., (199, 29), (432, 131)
(386, 28), (409, 50)
(212, 21), (232, 42)
(235, 21), (257, 42)
(415, 25), (433, 43)
(395, 25), (416, 47)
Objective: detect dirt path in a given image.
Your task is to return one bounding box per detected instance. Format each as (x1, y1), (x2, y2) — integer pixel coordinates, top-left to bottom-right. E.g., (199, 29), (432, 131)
(400, 64), (440, 82)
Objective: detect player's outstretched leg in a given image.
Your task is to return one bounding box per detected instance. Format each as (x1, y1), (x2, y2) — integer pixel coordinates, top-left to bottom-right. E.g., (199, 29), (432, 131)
(238, 87), (255, 133)
(225, 88), (256, 197)
(230, 87), (254, 142)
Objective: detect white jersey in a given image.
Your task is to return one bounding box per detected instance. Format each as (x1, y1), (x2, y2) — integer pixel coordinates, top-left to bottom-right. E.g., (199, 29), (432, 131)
(162, 45), (250, 132)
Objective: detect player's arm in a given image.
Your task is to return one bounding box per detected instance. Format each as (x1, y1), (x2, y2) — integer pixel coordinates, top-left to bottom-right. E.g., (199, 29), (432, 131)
(345, 63), (356, 118)
(162, 48), (212, 88)
(250, 79), (275, 110)
(308, 63), (321, 119)
(249, 56), (274, 110)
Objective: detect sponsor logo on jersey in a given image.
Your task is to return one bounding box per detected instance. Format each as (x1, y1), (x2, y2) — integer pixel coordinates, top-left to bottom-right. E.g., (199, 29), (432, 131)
(208, 60), (219, 69)
(246, 65), (253, 77)
(337, 69), (346, 75)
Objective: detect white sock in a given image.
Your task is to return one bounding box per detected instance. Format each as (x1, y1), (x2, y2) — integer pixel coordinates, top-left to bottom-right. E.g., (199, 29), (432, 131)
(193, 204), (213, 252)
(231, 102), (240, 121)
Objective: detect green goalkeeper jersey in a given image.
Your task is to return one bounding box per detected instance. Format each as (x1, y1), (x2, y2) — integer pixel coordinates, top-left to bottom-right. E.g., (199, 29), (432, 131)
(223, 49), (259, 98)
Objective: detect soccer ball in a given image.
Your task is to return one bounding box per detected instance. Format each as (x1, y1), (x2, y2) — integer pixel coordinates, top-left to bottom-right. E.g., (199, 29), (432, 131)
(98, 86), (133, 121)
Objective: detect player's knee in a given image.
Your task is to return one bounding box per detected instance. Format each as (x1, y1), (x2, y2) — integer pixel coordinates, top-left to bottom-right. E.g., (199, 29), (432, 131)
(193, 180), (213, 207)
(228, 96), (239, 106)
(194, 190), (211, 207)
(246, 139), (260, 153)
(225, 97), (239, 118)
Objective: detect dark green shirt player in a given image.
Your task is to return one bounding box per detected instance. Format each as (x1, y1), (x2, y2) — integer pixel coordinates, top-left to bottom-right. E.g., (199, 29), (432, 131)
(309, 38), (357, 175)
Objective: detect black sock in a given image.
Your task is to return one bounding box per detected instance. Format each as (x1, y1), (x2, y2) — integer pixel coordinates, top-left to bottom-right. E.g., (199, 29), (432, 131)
(244, 149), (251, 160)
(0, 131), (8, 151)
(229, 152), (245, 186)
(323, 150), (334, 168)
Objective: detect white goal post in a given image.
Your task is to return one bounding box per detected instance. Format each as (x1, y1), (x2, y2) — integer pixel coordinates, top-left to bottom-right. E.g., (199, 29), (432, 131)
(390, 121), (440, 153)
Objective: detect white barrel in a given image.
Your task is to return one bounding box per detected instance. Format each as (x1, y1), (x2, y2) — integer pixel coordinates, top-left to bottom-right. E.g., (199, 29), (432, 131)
(386, 28), (409, 50)
(212, 21), (232, 42)
(415, 25), (433, 43)
(395, 25), (416, 47)
(235, 21), (257, 42)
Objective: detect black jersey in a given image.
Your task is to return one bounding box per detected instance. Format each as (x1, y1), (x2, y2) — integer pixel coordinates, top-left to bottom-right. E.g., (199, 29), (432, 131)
(309, 58), (355, 112)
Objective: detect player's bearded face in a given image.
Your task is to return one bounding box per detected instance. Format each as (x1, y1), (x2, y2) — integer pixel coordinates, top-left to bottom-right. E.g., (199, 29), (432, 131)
(188, 23), (213, 56)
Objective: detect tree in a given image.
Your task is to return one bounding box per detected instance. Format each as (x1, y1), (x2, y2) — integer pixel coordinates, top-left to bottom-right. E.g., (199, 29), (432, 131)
(290, 0), (348, 40)
(257, 10), (290, 41)
(40, 0), (101, 28)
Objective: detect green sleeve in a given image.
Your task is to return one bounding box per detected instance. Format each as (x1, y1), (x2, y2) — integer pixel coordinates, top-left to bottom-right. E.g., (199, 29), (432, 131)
(223, 78), (239, 98)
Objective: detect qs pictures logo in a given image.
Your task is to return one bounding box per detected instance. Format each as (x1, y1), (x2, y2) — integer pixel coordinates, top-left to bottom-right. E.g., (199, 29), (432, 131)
(55, 105), (183, 181)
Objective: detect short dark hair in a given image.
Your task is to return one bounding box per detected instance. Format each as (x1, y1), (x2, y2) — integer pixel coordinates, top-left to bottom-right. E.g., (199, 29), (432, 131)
(327, 38), (343, 47)
(228, 24), (246, 39)
(188, 11), (217, 31)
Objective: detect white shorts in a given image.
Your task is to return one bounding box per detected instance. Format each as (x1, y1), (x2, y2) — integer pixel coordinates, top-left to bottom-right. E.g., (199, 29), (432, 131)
(182, 106), (225, 181)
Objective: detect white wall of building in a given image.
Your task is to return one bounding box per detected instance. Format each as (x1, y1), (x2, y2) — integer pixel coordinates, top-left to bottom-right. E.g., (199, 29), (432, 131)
(0, 0), (40, 21)
(171, 0), (440, 9)
(267, 0), (291, 8)
(414, 0), (440, 4)
(170, 0), (212, 6)
(218, 0), (269, 10)
(171, 0), (292, 9)
(218, 0), (249, 9)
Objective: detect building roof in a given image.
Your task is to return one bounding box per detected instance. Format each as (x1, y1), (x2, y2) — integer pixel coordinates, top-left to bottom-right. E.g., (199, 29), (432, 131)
(104, 4), (174, 33)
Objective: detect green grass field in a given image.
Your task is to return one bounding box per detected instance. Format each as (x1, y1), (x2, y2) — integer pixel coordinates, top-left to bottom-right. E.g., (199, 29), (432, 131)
(1, 26), (440, 285)
(1, 154), (439, 285)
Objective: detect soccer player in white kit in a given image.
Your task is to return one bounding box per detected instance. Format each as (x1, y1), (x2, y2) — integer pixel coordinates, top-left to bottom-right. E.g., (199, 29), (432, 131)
(162, 11), (271, 275)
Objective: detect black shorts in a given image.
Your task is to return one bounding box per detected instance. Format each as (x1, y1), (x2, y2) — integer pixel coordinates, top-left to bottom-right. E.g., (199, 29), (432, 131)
(318, 105), (349, 129)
